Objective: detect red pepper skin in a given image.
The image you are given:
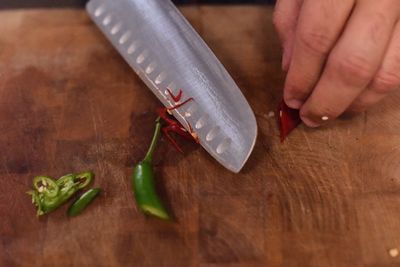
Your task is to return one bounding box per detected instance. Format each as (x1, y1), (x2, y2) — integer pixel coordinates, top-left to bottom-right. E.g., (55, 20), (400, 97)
(166, 88), (183, 102)
(157, 89), (197, 152)
(166, 97), (194, 111)
(277, 100), (301, 142)
(158, 107), (196, 153)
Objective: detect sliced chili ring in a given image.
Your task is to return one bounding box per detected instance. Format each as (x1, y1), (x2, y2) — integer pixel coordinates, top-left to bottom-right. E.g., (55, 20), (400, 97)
(27, 190), (44, 216)
(56, 174), (76, 190)
(33, 176), (59, 198)
(74, 171), (94, 189)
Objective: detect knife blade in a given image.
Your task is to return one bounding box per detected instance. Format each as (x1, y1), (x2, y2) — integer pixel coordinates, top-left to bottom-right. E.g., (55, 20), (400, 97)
(86, 0), (257, 172)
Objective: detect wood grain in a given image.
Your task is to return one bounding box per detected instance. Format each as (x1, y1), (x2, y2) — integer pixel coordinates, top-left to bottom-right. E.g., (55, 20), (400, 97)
(1, 6), (400, 267)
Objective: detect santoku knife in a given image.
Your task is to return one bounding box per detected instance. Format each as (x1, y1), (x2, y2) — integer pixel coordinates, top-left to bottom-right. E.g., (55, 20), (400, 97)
(86, 0), (257, 172)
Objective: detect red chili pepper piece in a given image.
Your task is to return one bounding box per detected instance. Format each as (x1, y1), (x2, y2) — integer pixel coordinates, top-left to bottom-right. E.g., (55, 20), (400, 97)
(158, 89), (199, 152)
(161, 124), (196, 153)
(277, 100), (301, 142)
(157, 101), (197, 153)
(166, 88), (183, 102)
(157, 107), (176, 125)
(166, 97), (194, 111)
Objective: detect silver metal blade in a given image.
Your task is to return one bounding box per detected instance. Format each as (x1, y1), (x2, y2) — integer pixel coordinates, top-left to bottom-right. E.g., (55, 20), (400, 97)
(86, 0), (257, 172)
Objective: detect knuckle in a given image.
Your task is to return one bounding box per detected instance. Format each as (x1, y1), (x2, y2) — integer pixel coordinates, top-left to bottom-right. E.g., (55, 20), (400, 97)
(328, 53), (375, 83)
(372, 70), (400, 94)
(284, 82), (308, 99)
(298, 28), (334, 55)
(368, 12), (391, 44)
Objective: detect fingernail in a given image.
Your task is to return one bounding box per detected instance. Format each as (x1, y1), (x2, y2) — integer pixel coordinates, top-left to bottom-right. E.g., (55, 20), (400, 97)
(285, 98), (303, 109)
(300, 116), (320, 128)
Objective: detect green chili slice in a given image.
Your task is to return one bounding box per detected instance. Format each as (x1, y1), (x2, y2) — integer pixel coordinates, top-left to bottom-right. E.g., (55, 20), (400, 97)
(33, 176), (59, 198)
(28, 171), (96, 217)
(67, 188), (101, 217)
(57, 174), (76, 189)
(74, 171), (94, 189)
(132, 118), (170, 220)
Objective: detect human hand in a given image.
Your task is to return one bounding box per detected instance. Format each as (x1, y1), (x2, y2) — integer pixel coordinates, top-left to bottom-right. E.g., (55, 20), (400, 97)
(273, 0), (400, 127)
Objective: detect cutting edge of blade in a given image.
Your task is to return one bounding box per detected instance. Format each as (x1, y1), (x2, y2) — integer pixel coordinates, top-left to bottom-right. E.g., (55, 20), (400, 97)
(219, 116), (258, 173)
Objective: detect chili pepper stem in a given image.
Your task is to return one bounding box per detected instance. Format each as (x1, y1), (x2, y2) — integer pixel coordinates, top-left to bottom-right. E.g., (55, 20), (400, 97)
(143, 117), (162, 163)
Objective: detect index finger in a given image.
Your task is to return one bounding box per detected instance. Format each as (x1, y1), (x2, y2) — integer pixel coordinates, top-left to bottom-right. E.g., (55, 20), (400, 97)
(300, 0), (399, 127)
(284, 0), (355, 108)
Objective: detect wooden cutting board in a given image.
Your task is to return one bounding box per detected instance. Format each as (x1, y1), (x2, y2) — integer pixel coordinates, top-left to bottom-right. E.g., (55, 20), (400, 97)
(1, 6), (400, 267)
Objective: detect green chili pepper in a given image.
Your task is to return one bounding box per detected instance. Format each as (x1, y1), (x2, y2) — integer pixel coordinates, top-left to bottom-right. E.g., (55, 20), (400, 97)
(67, 188), (101, 217)
(27, 171), (94, 216)
(132, 118), (170, 220)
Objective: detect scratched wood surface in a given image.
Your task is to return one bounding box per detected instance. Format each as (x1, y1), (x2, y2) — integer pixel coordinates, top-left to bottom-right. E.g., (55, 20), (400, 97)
(1, 6), (400, 267)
